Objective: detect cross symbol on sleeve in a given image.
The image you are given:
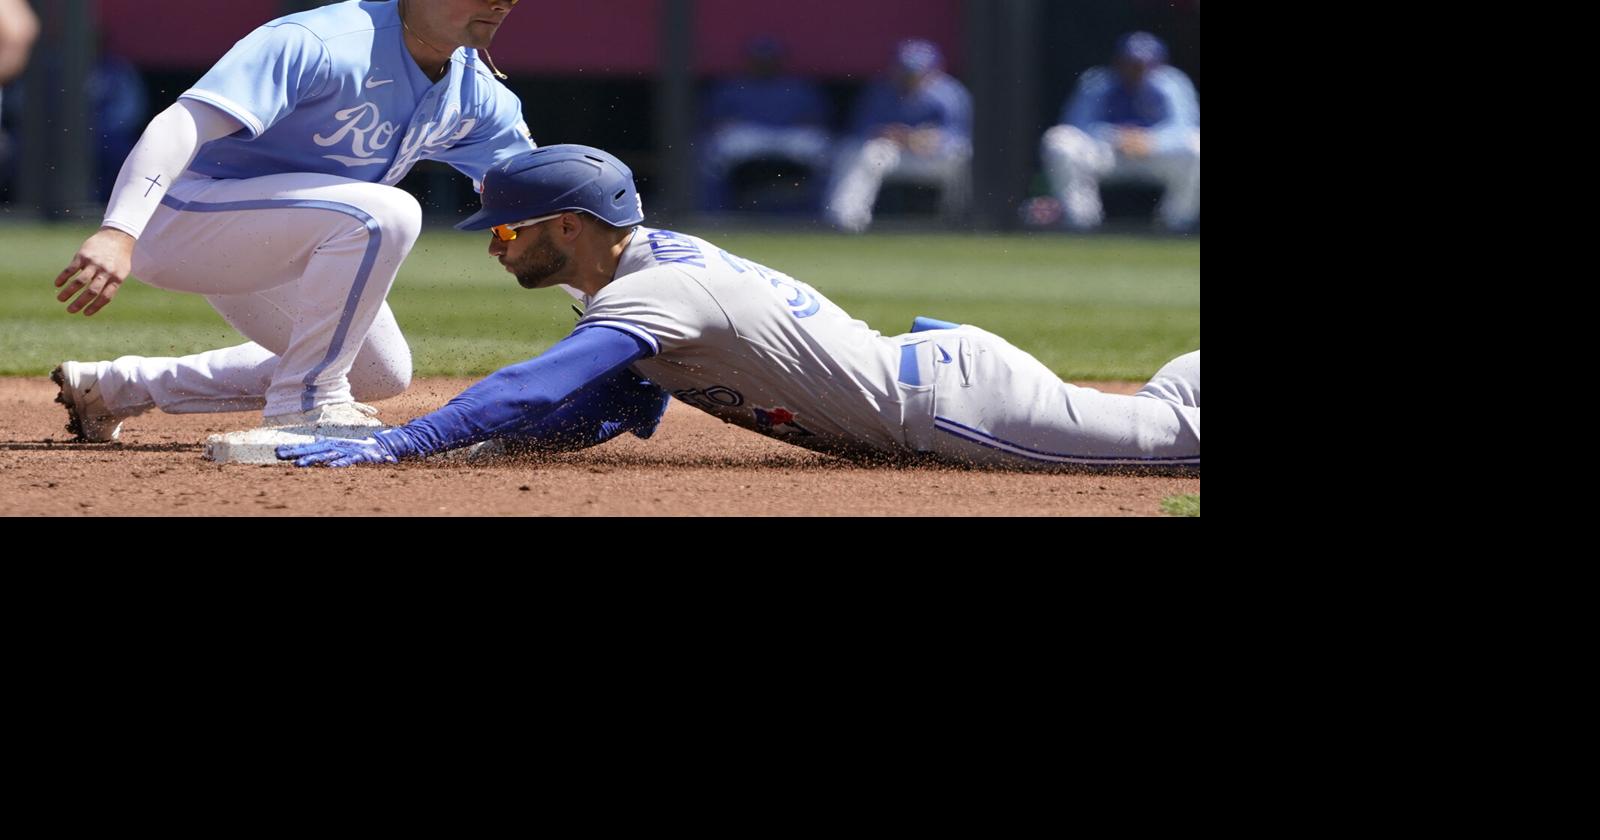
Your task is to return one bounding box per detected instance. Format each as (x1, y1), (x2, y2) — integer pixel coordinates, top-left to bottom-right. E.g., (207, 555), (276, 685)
(143, 175), (164, 197)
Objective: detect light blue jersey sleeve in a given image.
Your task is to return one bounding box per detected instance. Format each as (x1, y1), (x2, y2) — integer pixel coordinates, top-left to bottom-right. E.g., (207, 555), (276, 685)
(431, 78), (538, 192)
(181, 22), (332, 140)
(932, 75), (973, 153)
(1146, 66), (1199, 155)
(1063, 68), (1118, 144)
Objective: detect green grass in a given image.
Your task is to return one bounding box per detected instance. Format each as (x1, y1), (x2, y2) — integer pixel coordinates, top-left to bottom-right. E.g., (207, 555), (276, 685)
(1162, 494), (1200, 517)
(0, 222), (1198, 379)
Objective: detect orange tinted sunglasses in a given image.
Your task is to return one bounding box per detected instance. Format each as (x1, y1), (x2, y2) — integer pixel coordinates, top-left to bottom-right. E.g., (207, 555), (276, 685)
(490, 212), (564, 242)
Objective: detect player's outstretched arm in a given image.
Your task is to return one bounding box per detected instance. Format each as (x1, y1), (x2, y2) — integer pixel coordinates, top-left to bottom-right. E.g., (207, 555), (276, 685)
(54, 100), (243, 317)
(495, 366), (670, 452)
(276, 365), (669, 467)
(277, 326), (658, 468)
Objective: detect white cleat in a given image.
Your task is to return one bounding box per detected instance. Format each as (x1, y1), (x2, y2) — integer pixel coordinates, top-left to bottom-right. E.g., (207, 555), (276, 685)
(262, 401), (385, 436)
(51, 361), (130, 442)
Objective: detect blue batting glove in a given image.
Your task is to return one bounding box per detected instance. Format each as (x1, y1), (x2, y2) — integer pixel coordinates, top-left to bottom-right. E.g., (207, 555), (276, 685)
(276, 434), (399, 468)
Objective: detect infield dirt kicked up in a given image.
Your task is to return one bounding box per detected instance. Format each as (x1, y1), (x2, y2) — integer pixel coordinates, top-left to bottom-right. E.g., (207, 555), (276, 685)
(1, 377), (1198, 516)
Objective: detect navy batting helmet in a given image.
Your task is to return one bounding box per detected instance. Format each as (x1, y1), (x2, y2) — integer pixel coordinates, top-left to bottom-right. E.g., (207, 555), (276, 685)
(894, 39), (942, 74)
(1114, 32), (1168, 66)
(456, 144), (645, 231)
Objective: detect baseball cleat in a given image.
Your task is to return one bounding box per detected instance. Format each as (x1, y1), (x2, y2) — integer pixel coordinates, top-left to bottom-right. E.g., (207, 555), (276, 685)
(51, 361), (127, 443)
(262, 401), (386, 435)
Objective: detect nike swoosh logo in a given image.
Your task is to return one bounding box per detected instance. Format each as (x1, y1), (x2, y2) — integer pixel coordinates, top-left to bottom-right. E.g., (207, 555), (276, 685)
(365, 78), (394, 89)
(937, 346), (954, 364)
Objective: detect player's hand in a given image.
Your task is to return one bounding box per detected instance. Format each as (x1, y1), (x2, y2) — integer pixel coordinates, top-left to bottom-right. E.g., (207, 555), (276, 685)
(907, 128), (944, 156)
(276, 436), (399, 468)
(877, 124), (912, 146)
(1114, 129), (1153, 158)
(55, 227), (136, 316)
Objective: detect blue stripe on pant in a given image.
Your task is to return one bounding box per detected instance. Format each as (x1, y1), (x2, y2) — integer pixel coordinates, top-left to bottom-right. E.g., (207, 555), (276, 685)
(159, 193), (383, 411)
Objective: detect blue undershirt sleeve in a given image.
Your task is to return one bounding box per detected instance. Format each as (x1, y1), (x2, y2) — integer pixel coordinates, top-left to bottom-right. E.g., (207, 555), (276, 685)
(377, 325), (653, 458)
(494, 366), (671, 453)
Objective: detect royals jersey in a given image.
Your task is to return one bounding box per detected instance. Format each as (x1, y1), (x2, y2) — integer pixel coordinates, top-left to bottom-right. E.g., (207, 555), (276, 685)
(574, 228), (925, 458)
(181, 0), (534, 189)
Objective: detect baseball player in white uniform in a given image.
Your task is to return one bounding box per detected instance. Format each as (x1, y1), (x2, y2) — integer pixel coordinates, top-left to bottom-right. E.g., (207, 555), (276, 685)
(277, 145), (1200, 471)
(50, 0), (535, 442)
(1040, 32), (1200, 232)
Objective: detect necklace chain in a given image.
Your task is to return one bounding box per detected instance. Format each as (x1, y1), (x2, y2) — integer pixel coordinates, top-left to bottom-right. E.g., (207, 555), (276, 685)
(398, 0), (509, 81)
(400, 0), (451, 78)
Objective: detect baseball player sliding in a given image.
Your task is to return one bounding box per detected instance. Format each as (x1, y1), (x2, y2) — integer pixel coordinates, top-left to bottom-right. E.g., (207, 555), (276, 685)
(50, 0), (534, 441)
(277, 145), (1200, 471)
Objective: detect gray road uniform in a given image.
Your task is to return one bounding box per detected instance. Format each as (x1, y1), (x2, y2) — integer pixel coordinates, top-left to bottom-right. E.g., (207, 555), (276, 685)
(575, 227), (1200, 469)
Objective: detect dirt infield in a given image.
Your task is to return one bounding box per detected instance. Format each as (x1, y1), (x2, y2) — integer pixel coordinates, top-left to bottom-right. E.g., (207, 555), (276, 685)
(1, 377), (1198, 516)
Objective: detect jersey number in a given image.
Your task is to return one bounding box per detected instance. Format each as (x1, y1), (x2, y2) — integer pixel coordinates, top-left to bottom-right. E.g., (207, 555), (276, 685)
(718, 250), (821, 319)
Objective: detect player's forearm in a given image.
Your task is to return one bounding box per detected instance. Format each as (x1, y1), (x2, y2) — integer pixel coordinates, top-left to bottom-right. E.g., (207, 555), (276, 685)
(379, 367), (575, 458)
(1146, 124), (1197, 155)
(376, 326), (652, 459)
(101, 100), (243, 239)
(1146, 100), (1199, 154)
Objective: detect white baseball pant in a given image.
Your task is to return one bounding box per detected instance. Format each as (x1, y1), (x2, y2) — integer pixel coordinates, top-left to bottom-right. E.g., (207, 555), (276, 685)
(1040, 125), (1200, 231)
(91, 171), (422, 418)
(824, 137), (972, 232)
(900, 326), (1199, 470)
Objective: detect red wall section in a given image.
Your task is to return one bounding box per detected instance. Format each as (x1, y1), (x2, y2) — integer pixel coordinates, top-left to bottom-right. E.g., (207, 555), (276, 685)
(480, 0), (662, 76)
(100, 0), (281, 69)
(691, 0), (964, 78)
(96, 0), (963, 79)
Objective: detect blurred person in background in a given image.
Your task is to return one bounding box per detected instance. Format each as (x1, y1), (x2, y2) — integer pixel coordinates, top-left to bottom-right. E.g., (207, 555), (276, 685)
(1039, 31), (1199, 232)
(0, 0), (40, 176)
(824, 38), (971, 233)
(698, 36), (832, 212)
(0, 0), (36, 84)
(0, 34), (147, 201)
(88, 38), (150, 201)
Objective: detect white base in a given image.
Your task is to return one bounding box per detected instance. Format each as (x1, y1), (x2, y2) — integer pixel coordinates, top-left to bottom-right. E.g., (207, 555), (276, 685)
(202, 424), (388, 465)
